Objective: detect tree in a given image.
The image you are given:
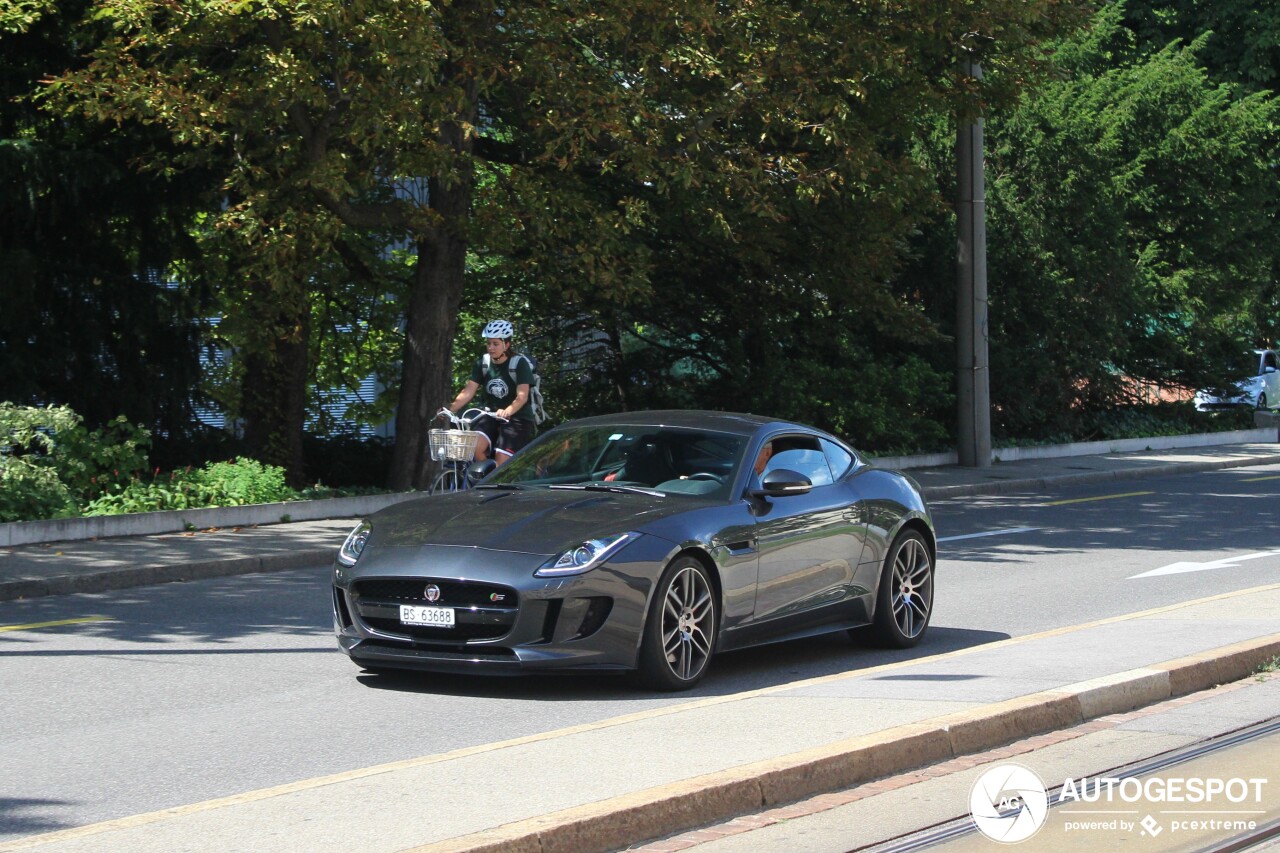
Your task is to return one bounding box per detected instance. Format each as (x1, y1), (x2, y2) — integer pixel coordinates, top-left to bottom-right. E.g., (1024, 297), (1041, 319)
(0, 1), (214, 441)
(1124, 0), (1280, 90)
(924, 6), (1280, 440)
(41, 0), (1088, 488)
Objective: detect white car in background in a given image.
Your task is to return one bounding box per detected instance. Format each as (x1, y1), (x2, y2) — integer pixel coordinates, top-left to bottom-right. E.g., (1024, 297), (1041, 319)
(1194, 349), (1280, 411)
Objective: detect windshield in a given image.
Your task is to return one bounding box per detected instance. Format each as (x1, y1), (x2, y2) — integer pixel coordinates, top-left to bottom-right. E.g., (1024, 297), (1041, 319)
(1226, 351), (1262, 376)
(484, 425), (746, 500)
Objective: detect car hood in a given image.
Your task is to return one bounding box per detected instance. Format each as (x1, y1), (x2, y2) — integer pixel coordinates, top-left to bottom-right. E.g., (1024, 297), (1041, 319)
(367, 487), (690, 556)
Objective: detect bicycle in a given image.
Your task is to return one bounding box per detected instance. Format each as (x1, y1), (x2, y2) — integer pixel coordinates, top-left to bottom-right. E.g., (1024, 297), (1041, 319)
(428, 407), (506, 495)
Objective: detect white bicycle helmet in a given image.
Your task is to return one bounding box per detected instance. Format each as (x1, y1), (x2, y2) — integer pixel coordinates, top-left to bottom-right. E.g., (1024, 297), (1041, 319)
(481, 319), (514, 340)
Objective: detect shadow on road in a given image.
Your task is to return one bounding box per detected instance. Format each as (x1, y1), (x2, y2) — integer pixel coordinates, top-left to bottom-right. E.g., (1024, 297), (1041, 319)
(349, 626), (1010, 701)
(0, 796), (79, 842)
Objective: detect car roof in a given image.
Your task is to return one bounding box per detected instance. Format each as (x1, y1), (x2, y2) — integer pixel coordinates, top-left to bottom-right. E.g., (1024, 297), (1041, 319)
(557, 409), (800, 438)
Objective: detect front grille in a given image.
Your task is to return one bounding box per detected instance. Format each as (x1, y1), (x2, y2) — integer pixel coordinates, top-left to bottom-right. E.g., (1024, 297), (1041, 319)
(353, 578), (518, 609)
(351, 577), (520, 643)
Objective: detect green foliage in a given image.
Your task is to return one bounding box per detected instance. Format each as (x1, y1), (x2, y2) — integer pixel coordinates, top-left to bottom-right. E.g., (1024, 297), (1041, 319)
(0, 404), (91, 521)
(84, 457), (296, 515)
(0, 2), (216, 442)
(35, 0), (1091, 489)
(193, 458), (292, 506)
(0, 461), (76, 523)
(0, 404), (156, 519)
(1124, 0), (1280, 90)
(49, 414), (152, 502)
(81, 469), (215, 516)
(1083, 402), (1254, 442)
(969, 6), (1280, 441)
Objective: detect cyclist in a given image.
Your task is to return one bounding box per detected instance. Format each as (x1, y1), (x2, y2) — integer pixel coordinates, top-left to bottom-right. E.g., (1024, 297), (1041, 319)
(445, 319), (536, 466)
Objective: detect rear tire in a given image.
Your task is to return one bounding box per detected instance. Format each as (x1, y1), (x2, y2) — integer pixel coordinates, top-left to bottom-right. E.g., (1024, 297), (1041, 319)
(869, 529), (934, 648)
(637, 556), (718, 691)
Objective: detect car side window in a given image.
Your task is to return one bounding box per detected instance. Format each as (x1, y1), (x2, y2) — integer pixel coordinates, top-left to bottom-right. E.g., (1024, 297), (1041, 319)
(763, 437), (834, 487)
(821, 439), (855, 479)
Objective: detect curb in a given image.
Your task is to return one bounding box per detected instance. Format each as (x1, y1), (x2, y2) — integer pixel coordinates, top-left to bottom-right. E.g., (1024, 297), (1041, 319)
(878, 426), (1278, 470)
(0, 492), (421, 548)
(0, 548), (335, 602)
(920, 453), (1280, 499)
(409, 634), (1280, 853)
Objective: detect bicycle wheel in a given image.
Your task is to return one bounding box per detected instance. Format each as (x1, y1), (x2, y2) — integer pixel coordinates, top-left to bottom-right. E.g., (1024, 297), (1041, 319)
(429, 466), (460, 495)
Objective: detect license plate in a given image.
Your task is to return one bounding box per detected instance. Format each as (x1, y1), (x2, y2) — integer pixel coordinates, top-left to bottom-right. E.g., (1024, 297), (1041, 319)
(399, 604), (455, 628)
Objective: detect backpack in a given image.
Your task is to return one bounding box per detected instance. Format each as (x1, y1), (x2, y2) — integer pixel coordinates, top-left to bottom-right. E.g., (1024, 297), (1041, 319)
(484, 352), (547, 425)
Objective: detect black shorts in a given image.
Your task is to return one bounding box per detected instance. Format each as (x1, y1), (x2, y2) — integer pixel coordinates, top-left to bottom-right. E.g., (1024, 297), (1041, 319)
(476, 415), (535, 458)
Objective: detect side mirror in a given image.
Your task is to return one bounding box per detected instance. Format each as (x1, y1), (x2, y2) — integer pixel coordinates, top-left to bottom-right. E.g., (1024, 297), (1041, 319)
(1264, 365), (1277, 374)
(750, 468), (813, 499)
(467, 459), (496, 485)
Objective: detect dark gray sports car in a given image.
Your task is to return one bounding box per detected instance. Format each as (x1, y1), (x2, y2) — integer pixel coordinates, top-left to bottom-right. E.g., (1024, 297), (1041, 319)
(333, 410), (936, 690)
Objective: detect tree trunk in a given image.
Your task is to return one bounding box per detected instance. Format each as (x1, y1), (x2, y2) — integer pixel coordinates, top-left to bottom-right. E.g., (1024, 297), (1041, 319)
(241, 300), (310, 488)
(386, 65), (478, 491)
(387, 196), (470, 490)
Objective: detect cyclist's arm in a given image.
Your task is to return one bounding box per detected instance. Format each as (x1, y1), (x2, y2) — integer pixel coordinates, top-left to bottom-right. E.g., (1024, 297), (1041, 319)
(497, 384), (529, 420)
(448, 380), (480, 413)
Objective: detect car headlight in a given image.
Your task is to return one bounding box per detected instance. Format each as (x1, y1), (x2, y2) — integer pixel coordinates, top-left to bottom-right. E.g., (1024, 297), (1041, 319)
(337, 521), (372, 567)
(536, 532), (640, 577)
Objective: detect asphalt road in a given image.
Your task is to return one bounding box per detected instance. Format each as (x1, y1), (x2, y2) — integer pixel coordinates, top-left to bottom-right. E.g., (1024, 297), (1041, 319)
(1, 464), (1278, 843)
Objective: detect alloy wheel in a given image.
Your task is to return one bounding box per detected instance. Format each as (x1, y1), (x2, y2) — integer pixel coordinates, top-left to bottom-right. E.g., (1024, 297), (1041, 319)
(660, 564), (715, 681)
(889, 535), (933, 639)
(864, 529), (934, 648)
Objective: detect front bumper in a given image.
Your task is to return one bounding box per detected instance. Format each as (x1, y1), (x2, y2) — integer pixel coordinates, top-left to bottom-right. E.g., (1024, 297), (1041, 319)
(332, 541), (668, 675)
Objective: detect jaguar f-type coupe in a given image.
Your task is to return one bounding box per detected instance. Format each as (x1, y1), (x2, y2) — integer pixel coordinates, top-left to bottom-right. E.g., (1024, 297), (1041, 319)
(333, 411), (936, 690)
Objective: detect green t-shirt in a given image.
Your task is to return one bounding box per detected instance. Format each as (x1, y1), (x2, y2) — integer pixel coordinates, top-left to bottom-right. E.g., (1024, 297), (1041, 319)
(471, 354), (536, 422)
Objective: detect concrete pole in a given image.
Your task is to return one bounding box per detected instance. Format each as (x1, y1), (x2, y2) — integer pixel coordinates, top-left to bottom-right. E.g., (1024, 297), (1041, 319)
(956, 58), (991, 468)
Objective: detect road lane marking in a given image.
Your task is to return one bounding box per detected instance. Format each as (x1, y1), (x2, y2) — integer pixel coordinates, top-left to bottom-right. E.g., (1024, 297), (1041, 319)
(1241, 475), (1280, 482)
(1129, 548), (1280, 579)
(8, 583), (1280, 850)
(0, 616), (111, 633)
(1042, 491), (1153, 506)
(939, 527), (1041, 543)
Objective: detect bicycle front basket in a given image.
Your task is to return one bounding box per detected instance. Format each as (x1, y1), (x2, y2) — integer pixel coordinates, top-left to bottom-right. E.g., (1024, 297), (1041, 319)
(429, 428), (480, 462)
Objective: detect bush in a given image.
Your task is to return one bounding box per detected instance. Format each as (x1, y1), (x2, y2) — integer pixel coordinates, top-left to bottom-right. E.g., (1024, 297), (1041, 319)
(194, 457), (293, 505)
(51, 414), (151, 502)
(1083, 402), (1254, 442)
(82, 469), (216, 516)
(84, 457), (295, 515)
(0, 404), (74, 521)
(0, 460), (77, 522)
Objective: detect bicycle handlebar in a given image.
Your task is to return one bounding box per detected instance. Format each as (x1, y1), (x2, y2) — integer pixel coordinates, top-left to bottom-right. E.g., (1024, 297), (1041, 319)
(436, 407), (508, 426)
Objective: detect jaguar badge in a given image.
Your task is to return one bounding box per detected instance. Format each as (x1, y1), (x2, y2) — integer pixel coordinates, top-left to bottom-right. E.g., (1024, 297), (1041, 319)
(425, 584), (442, 602)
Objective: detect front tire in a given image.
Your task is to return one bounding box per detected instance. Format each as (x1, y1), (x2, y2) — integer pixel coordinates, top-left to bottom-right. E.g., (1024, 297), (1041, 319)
(870, 529), (934, 648)
(637, 556), (718, 691)
(1257, 393), (1269, 411)
(429, 467), (460, 495)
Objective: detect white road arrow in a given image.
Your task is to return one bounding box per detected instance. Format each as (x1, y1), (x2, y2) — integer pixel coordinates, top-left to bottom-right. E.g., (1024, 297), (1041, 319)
(1129, 548), (1280, 579)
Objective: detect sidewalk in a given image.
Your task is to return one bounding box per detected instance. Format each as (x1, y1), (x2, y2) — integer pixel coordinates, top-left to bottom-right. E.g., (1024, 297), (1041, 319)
(2, 440), (1279, 853)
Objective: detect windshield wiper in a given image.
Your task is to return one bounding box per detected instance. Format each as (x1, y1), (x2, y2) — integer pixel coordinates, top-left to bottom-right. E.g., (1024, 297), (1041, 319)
(548, 483), (664, 497)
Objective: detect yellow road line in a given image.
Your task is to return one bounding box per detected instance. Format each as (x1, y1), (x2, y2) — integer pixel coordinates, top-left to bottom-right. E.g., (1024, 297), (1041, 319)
(6, 582), (1280, 851)
(1241, 475), (1280, 482)
(0, 616), (111, 633)
(1042, 490), (1153, 506)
